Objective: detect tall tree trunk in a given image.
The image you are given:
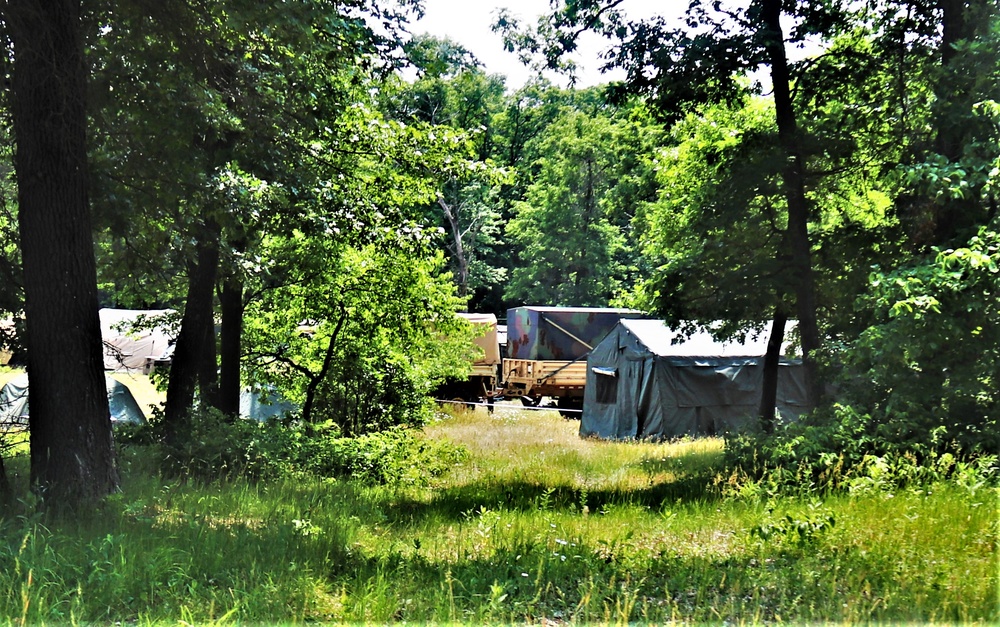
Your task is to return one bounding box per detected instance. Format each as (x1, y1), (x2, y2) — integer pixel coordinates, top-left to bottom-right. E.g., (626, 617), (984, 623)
(438, 195), (469, 298)
(758, 309), (788, 433)
(164, 220), (220, 439)
(217, 273), (244, 417)
(932, 0), (986, 244)
(760, 0), (823, 408)
(7, 0), (119, 507)
(197, 300), (219, 409)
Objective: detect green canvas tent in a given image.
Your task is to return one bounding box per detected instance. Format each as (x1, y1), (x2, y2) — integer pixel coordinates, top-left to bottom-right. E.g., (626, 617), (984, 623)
(0, 373), (147, 428)
(581, 319), (809, 440)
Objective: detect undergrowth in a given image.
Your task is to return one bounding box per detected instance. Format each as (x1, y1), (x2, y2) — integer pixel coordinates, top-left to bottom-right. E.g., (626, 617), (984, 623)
(0, 404), (995, 624)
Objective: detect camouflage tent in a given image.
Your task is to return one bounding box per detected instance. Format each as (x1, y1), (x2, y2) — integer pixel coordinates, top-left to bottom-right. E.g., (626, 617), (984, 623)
(581, 319), (809, 440)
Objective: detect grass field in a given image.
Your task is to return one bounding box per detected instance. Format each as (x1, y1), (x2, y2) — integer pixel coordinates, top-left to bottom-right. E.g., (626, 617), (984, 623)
(0, 400), (997, 624)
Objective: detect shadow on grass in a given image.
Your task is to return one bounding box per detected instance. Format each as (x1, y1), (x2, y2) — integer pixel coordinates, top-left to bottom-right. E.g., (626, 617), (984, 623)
(385, 462), (727, 526)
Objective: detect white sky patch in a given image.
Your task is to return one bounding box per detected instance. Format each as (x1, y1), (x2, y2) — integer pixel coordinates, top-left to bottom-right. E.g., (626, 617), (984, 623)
(409, 0), (676, 90)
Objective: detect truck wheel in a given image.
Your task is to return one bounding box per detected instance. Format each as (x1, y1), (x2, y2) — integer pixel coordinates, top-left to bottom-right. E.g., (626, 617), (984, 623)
(519, 395), (541, 407)
(556, 396), (583, 419)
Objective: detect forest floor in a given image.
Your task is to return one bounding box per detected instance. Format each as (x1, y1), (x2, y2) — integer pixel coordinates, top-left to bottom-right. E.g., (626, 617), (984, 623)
(0, 382), (996, 624)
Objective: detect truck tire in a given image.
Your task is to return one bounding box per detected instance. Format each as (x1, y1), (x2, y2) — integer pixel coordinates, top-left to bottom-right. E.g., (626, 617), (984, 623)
(519, 395), (541, 407)
(556, 396), (583, 419)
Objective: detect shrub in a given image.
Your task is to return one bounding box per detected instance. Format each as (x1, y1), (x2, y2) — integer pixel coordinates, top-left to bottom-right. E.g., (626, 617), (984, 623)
(835, 229), (1000, 456)
(724, 406), (1000, 495)
(297, 424), (468, 486)
(308, 351), (434, 437)
(121, 410), (466, 487)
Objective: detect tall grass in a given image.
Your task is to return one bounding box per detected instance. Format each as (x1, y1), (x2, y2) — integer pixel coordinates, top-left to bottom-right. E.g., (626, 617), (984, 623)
(0, 403), (996, 624)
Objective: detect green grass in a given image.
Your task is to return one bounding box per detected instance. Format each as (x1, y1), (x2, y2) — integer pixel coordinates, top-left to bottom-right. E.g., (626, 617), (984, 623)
(0, 403), (997, 624)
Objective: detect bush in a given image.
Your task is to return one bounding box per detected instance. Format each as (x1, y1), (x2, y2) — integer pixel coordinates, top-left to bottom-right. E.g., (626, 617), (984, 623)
(724, 405), (1000, 495)
(308, 351), (434, 437)
(296, 424), (468, 486)
(120, 409), (466, 487)
(835, 229), (1000, 456)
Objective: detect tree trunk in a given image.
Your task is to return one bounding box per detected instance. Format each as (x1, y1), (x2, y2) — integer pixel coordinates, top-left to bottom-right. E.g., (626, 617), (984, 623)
(438, 195), (469, 297)
(931, 0), (985, 244)
(197, 279), (219, 411)
(164, 220), (220, 439)
(7, 0), (120, 507)
(217, 274), (244, 418)
(0, 455), (11, 504)
(758, 310), (788, 433)
(302, 308), (346, 425)
(760, 0), (823, 408)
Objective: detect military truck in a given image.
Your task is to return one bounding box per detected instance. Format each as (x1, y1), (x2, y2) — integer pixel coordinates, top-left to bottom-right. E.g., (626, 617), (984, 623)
(501, 306), (643, 415)
(434, 312), (502, 405)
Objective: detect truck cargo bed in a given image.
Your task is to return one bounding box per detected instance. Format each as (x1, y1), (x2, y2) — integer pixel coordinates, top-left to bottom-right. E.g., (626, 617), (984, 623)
(502, 359), (587, 398)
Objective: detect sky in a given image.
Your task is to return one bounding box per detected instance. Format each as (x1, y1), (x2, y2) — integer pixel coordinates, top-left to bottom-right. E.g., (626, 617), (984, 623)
(407, 0), (679, 90)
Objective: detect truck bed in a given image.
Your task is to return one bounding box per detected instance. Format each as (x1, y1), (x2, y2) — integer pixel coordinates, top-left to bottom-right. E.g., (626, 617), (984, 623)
(501, 358), (587, 399)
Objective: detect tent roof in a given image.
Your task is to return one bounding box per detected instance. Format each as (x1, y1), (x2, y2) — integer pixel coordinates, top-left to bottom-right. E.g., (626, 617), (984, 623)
(619, 319), (800, 364)
(515, 306), (642, 315)
(99, 308), (174, 336)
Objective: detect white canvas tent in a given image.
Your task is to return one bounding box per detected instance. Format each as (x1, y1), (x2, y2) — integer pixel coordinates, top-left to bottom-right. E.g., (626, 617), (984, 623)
(581, 319), (809, 440)
(100, 308), (175, 371)
(0, 318), (13, 366)
(0, 373), (147, 427)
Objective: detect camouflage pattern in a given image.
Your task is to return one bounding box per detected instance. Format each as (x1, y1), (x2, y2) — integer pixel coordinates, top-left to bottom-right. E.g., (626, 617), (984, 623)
(506, 307), (643, 360)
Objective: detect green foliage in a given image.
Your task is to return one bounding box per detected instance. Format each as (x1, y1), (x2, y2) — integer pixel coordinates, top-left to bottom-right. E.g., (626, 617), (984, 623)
(244, 237), (471, 435)
(506, 106), (658, 306)
(633, 98), (788, 328)
(125, 407), (467, 488)
(837, 228), (1000, 455)
(132, 407), (294, 482)
(724, 403), (1000, 496)
(295, 425), (468, 486)
(750, 502), (836, 549)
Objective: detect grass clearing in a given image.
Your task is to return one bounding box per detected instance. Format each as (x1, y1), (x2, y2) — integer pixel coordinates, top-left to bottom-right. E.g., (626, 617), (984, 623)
(0, 402), (996, 624)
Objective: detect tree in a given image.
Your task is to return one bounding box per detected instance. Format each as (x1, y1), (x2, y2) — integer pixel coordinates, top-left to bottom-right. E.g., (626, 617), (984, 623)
(385, 40), (513, 308)
(86, 0), (427, 433)
(243, 233), (470, 434)
(505, 107), (638, 306)
(3, 0), (118, 506)
(497, 0), (876, 419)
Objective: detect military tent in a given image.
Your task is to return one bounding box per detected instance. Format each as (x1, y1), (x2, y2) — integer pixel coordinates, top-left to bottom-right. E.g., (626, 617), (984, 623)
(100, 308), (175, 371)
(0, 373), (147, 428)
(239, 387), (296, 421)
(581, 319), (809, 440)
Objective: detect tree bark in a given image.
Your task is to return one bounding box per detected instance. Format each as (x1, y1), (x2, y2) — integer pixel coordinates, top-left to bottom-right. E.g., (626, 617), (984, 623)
(7, 0), (120, 507)
(0, 455), (11, 504)
(760, 0), (823, 408)
(164, 220), (220, 439)
(197, 288), (219, 411)
(217, 273), (244, 417)
(758, 309), (788, 433)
